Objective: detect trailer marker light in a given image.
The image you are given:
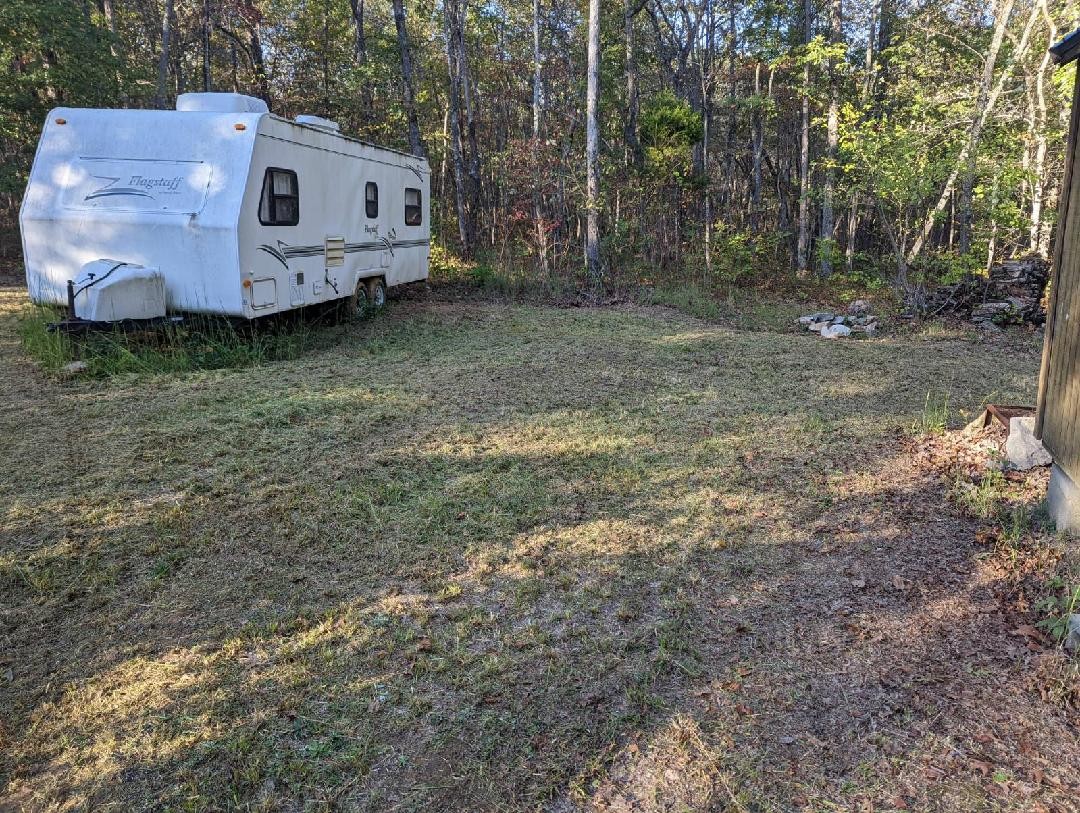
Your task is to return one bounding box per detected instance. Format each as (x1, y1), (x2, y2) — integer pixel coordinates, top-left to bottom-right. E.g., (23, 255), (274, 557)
(242, 278), (252, 288)
(234, 123), (247, 131)
(55, 118), (67, 125)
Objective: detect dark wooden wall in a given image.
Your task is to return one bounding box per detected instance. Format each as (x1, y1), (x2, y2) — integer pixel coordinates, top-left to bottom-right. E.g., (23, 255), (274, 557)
(1037, 66), (1080, 479)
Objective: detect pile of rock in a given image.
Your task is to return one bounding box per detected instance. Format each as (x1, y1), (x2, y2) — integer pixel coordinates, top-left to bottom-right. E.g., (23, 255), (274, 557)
(797, 299), (878, 339)
(921, 255), (1049, 326)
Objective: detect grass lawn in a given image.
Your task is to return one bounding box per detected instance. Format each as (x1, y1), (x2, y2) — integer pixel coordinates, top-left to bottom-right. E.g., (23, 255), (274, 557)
(1, 284), (1076, 811)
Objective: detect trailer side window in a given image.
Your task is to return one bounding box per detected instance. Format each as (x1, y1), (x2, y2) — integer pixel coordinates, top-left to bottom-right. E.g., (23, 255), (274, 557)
(404, 187), (422, 226)
(365, 182), (378, 218)
(259, 168), (299, 226)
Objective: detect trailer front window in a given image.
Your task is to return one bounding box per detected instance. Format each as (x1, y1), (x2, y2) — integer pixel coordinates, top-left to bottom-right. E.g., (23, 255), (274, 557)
(259, 168), (299, 226)
(404, 187), (422, 226)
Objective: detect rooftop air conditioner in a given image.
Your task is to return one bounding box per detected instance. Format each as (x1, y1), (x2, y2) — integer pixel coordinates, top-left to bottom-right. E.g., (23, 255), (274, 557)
(176, 92), (269, 113)
(295, 115), (341, 132)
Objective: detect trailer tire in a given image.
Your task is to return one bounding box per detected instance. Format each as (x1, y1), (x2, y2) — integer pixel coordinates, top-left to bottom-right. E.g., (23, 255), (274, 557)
(348, 280), (370, 319)
(367, 277), (387, 310)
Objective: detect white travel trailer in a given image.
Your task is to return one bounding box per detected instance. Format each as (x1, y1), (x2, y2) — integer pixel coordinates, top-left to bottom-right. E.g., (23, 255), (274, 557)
(19, 92), (430, 323)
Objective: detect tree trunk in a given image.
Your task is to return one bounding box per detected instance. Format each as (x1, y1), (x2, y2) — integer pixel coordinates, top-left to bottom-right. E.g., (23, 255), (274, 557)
(202, 0), (212, 91)
(623, 0), (641, 165)
(439, 105), (450, 246)
(956, 0), (1016, 255)
(873, 0), (892, 115)
(818, 0), (841, 277)
(456, 10), (483, 234)
(846, 0), (878, 270)
(102, 0), (128, 104)
(721, 0), (736, 214)
(985, 168), (1001, 272)
(862, 0), (879, 101)
(750, 63), (764, 234)
(1029, 0), (1055, 256)
(155, 0), (174, 109)
(392, 0), (426, 157)
(796, 0), (811, 277)
(349, 0), (367, 61)
(585, 0), (602, 283)
(230, 41), (239, 91)
(702, 0), (715, 277)
(444, 0), (474, 256)
(229, 1), (272, 105)
(533, 0), (543, 138)
(533, 0), (549, 273)
(349, 0), (374, 116)
(322, 0), (332, 114)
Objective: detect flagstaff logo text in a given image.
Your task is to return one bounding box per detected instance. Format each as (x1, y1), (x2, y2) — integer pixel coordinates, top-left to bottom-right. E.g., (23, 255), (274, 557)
(128, 175), (184, 193)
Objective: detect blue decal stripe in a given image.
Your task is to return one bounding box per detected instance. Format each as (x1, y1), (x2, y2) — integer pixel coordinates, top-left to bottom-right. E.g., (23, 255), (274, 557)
(257, 239), (429, 267)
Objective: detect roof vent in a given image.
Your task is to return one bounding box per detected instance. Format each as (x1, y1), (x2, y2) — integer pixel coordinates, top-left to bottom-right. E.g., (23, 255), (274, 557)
(176, 92), (268, 113)
(295, 115), (340, 132)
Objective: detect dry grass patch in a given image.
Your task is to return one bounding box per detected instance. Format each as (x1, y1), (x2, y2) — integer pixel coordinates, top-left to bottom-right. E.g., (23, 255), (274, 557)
(2, 285), (1075, 812)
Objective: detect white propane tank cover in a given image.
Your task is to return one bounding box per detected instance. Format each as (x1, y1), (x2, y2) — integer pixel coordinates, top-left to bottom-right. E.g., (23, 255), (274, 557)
(176, 92), (269, 113)
(295, 114), (341, 132)
(74, 261), (167, 322)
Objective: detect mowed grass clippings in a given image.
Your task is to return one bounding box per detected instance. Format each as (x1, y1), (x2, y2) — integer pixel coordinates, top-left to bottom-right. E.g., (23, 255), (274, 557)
(1, 284), (1075, 812)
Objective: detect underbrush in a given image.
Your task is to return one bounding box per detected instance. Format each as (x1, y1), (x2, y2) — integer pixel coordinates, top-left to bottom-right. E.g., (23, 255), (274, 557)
(429, 241), (893, 326)
(17, 303), (350, 377)
(429, 243), (577, 300)
(647, 282), (723, 320)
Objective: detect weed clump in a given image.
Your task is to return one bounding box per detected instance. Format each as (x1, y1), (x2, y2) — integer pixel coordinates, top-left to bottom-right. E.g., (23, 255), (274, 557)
(18, 304), (349, 377)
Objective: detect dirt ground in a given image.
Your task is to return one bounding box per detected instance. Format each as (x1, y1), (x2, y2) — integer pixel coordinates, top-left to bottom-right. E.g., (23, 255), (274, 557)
(0, 283), (1077, 812)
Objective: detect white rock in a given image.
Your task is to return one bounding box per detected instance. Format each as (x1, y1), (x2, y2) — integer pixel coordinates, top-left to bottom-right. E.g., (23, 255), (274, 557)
(821, 324), (852, 339)
(1005, 416), (1052, 470)
(798, 316), (814, 325)
(807, 322), (826, 333)
(61, 361), (89, 375)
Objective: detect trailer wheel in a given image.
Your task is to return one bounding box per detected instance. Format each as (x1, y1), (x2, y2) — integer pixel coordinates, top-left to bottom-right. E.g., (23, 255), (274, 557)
(367, 277), (387, 309)
(348, 279), (370, 318)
